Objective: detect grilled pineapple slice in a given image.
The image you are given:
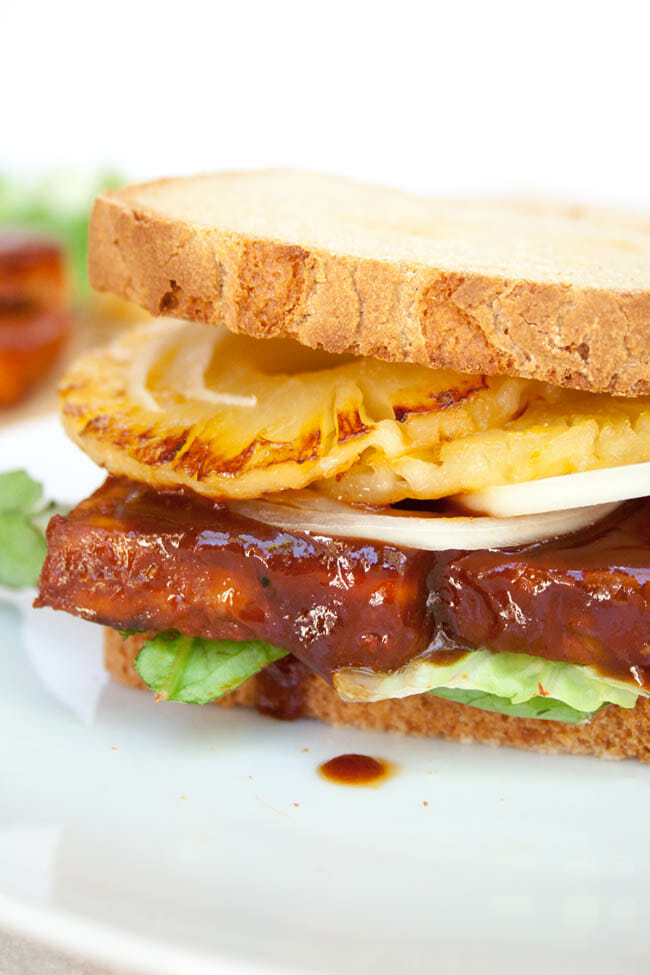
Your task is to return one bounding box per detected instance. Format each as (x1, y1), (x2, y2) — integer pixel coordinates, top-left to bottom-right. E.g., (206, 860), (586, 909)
(60, 320), (650, 502)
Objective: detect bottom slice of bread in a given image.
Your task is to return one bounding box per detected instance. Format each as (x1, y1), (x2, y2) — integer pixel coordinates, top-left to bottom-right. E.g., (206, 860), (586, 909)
(106, 630), (650, 762)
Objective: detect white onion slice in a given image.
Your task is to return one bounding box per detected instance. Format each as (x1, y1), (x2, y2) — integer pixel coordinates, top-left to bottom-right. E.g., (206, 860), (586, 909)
(126, 319), (257, 412)
(458, 462), (650, 518)
(164, 325), (258, 408)
(231, 492), (620, 551)
(124, 319), (183, 412)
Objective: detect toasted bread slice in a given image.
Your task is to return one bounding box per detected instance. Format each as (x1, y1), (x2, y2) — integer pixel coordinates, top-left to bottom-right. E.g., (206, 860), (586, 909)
(106, 631), (650, 763)
(88, 170), (650, 397)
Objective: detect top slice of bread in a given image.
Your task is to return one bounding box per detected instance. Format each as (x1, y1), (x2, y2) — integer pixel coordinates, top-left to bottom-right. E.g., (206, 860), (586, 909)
(88, 170), (650, 396)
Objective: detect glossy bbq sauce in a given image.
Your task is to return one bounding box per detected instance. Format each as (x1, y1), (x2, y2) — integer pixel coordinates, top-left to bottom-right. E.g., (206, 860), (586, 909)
(254, 657), (309, 720)
(37, 477), (650, 689)
(318, 754), (396, 787)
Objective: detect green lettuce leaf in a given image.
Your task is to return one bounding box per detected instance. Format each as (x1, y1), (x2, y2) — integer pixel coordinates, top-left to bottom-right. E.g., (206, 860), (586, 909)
(0, 471), (65, 589)
(424, 648), (640, 712)
(137, 627), (642, 723)
(134, 632), (289, 705)
(335, 646), (643, 723)
(429, 687), (600, 724)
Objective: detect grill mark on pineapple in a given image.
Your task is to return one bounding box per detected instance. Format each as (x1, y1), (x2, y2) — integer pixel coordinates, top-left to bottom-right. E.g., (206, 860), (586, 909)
(78, 413), (136, 449)
(392, 376), (488, 423)
(80, 414), (113, 436)
(133, 428), (191, 466)
(174, 429), (323, 480)
(336, 409), (371, 443)
(178, 438), (257, 480)
(78, 413), (189, 464)
(62, 402), (86, 418)
(292, 429), (322, 465)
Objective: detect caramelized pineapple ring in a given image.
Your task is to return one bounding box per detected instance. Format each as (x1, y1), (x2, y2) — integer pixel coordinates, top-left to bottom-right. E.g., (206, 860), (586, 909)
(59, 320), (650, 503)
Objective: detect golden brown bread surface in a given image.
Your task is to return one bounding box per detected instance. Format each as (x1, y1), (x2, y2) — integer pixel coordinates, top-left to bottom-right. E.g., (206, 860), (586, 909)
(88, 170), (650, 397)
(107, 631), (650, 763)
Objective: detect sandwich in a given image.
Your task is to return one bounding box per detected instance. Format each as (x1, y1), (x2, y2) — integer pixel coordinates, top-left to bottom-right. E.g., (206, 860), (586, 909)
(35, 170), (650, 761)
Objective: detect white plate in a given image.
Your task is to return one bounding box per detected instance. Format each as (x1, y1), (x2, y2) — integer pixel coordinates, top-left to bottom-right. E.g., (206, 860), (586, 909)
(1, 415), (649, 975)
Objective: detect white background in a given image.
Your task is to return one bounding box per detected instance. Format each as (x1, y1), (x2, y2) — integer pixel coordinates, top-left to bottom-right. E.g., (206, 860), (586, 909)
(3, 0), (650, 209)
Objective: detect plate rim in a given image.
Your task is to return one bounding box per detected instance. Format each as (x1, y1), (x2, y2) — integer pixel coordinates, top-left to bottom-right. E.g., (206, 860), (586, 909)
(0, 889), (291, 975)
(0, 415), (295, 975)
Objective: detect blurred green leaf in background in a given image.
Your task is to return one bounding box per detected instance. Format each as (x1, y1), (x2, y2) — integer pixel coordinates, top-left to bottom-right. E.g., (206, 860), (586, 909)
(0, 171), (123, 296)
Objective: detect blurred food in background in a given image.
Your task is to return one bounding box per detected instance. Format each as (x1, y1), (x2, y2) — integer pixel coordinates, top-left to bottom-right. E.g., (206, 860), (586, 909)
(0, 171), (142, 416)
(0, 171), (123, 296)
(0, 231), (69, 406)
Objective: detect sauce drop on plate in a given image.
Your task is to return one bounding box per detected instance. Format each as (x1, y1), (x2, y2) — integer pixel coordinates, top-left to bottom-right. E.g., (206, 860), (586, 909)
(318, 753), (395, 787)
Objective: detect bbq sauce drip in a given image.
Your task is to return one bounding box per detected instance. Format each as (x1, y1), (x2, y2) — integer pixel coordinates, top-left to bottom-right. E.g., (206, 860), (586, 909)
(318, 754), (394, 786)
(253, 656), (310, 720)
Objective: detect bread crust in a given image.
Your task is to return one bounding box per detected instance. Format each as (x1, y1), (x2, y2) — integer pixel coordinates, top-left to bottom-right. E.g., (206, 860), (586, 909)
(88, 172), (650, 398)
(106, 630), (650, 763)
